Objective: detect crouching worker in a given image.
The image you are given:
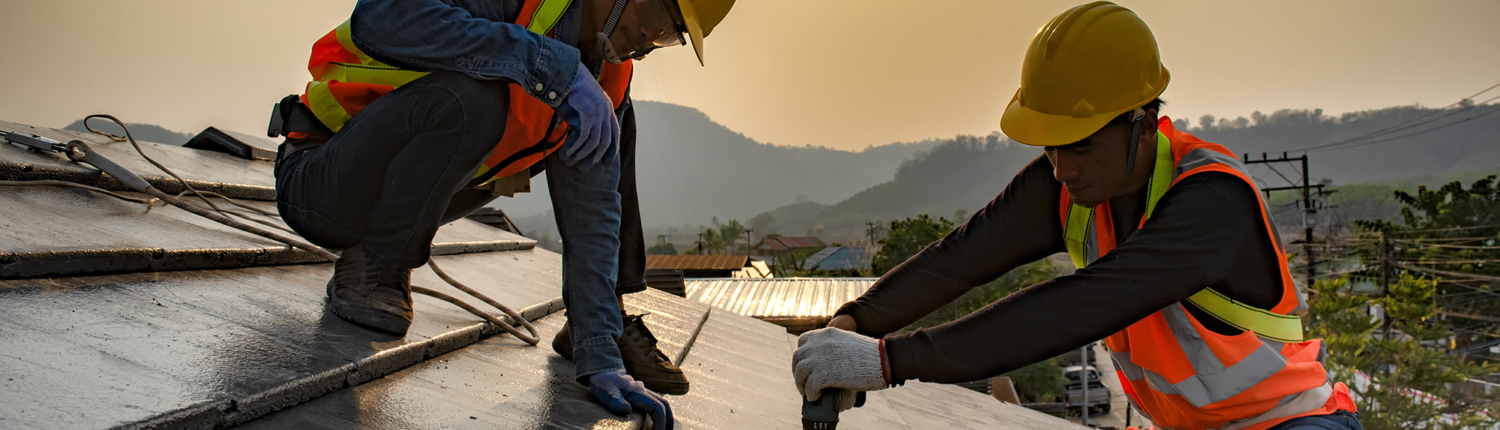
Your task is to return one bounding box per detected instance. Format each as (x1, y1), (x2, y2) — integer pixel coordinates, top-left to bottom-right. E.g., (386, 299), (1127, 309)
(271, 0), (736, 426)
(791, 3), (1361, 430)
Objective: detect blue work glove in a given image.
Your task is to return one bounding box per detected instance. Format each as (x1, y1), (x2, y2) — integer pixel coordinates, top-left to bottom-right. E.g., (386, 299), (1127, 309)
(557, 62), (620, 172)
(588, 370), (674, 430)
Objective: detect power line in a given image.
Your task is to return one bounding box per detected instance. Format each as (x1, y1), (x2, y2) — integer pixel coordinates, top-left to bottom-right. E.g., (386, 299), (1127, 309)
(1284, 81), (1500, 152)
(1311, 102), (1500, 152)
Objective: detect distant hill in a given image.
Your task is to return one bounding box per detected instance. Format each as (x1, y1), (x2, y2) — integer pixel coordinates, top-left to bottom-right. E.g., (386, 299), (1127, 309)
(492, 100), (942, 227)
(62, 119), (195, 146)
(748, 103), (1500, 243)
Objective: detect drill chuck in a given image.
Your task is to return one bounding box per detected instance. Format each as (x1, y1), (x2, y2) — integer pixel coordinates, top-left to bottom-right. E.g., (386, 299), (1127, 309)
(802, 388), (866, 430)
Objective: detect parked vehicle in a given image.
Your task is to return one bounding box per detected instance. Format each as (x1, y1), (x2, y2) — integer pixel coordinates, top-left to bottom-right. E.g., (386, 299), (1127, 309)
(1064, 365), (1112, 415)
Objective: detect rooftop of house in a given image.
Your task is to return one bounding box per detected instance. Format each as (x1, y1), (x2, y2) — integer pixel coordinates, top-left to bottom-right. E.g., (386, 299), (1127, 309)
(0, 119), (1083, 429)
(756, 236), (824, 251)
(644, 254), (751, 271)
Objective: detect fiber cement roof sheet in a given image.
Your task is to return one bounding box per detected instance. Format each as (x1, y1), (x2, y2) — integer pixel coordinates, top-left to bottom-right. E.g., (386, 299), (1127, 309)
(241, 288), (1079, 430)
(0, 249), (565, 429)
(0, 120), (276, 194)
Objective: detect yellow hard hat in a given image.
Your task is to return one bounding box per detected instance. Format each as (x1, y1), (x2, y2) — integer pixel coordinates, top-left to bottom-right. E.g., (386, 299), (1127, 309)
(1000, 1), (1170, 147)
(675, 0), (736, 65)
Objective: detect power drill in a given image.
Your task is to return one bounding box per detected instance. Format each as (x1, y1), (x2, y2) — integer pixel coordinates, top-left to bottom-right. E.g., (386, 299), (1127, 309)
(801, 388), (866, 430)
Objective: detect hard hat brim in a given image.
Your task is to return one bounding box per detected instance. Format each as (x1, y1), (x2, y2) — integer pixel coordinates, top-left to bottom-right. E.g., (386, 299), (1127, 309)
(1000, 68), (1170, 147)
(677, 0), (706, 65)
(1001, 94), (1116, 147)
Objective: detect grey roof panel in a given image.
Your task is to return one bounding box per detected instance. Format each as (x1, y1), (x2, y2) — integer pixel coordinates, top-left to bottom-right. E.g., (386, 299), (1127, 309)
(0, 250), (564, 430)
(1, 120), (276, 199)
(0, 185), (534, 278)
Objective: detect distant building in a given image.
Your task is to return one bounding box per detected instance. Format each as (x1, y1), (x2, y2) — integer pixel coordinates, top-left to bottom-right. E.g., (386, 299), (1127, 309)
(802, 247), (873, 271)
(754, 236), (823, 256)
(644, 255), (772, 278)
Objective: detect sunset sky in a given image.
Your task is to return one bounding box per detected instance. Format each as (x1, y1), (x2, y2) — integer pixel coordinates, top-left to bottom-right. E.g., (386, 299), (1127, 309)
(2, 0), (1497, 150)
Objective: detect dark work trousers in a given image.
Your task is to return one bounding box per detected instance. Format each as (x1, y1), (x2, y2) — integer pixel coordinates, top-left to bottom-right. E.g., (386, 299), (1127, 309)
(274, 70), (647, 293)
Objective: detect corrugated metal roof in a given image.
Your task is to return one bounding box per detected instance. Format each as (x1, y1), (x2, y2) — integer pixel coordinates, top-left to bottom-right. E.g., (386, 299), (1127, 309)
(684, 277), (875, 320)
(644, 254), (749, 270)
(757, 236), (823, 251)
(805, 247), (873, 271)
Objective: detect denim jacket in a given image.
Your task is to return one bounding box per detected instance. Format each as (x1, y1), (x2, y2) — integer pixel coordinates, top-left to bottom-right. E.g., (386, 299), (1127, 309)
(351, 0), (631, 382)
(349, 0), (585, 109)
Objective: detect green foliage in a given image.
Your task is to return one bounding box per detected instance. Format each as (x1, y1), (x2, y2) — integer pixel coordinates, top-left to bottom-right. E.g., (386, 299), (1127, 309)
(872, 214), (956, 275)
(1005, 357), (1067, 403)
(646, 242), (678, 255)
(1309, 276), (1500, 429)
(719, 219), (748, 253)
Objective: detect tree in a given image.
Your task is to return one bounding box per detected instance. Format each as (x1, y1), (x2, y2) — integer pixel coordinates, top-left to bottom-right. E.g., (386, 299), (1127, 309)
(1198, 114), (1216, 131)
(1309, 276), (1500, 429)
(719, 219), (747, 254)
(646, 242), (678, 255)
(697, 227), (727, 255)
(749, 213), (777, 240)
(872, 214), (955, 275)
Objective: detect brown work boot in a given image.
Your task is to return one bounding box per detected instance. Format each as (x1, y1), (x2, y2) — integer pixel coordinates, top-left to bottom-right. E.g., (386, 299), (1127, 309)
(326, 246), (414, 335)
(551, 314), (691, 395)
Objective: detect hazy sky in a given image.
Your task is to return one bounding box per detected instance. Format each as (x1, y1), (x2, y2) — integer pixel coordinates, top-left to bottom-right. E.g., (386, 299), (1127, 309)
(2, 0), (1497, 150)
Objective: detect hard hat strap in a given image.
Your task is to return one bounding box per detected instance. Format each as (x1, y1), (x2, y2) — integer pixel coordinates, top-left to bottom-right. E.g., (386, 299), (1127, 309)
(1123, 108), (1145, 182)
(596, 0), (631, 64)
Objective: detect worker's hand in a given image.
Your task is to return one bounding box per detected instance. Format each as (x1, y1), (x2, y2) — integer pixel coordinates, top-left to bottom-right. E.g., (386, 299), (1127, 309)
(557, 62), (619, 172)
(588, 370), (674, 430)
(828, 314), (858, 332)
(793, 327), (888, 412)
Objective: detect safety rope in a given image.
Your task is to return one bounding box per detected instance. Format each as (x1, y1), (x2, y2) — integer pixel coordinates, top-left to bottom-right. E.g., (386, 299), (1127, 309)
(7, 116), (540, 345)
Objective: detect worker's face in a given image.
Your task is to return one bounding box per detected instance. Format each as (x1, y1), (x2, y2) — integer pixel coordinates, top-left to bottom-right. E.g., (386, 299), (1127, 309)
(1044, 109), (1158, 208)
(587, 0), (686, 63)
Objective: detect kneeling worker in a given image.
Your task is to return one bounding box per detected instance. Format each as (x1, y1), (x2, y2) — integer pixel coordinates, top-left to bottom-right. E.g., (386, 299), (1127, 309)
(791, 3), (1360, 429)
(272, 0), (735, 426)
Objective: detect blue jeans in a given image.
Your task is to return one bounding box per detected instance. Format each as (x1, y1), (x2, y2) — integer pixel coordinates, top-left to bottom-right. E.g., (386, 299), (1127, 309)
(275, 70), (627, 380)
(1268, 411), (1363, 430)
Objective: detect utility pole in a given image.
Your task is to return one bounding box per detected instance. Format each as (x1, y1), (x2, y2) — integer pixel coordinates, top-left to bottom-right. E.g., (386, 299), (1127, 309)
(1080, 344), (1092, 427)
(743, 228), (754, 255)
(1380, 230), (1392, 341)
(1243, 152), (1323, 285)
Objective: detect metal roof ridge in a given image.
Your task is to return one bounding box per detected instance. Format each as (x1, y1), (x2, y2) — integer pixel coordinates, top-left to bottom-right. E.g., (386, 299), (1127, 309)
(0, 239), (538, 280)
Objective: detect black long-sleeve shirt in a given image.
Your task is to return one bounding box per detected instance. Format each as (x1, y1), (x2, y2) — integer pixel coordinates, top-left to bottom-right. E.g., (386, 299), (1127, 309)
(836, 154), (1288, 385)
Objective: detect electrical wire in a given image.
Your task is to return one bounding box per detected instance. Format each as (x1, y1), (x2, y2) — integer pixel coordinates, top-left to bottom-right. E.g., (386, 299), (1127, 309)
(42, 117), (541, 345)
(1286, 81), (1500, 152)
(83, 114), (229, 216)
(1311, 102), (1500, 152)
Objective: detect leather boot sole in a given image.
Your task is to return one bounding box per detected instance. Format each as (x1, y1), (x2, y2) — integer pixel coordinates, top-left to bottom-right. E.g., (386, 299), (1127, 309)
(327, 280), (412, 335)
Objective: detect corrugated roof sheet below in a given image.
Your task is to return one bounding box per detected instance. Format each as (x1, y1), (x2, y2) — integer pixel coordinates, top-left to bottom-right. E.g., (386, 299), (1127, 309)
(684, 278), (875, 326)
(644, 255), (749, 271)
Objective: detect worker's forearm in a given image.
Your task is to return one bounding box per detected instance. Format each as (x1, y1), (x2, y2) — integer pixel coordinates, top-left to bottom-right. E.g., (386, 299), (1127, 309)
(836, 156), (1066, 337)
(350, 0), (580, 108)
(881, 173), (1253, 384)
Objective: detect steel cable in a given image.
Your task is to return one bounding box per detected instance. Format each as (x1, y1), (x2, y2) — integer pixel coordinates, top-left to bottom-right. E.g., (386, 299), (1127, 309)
(49, 117), (541, 345)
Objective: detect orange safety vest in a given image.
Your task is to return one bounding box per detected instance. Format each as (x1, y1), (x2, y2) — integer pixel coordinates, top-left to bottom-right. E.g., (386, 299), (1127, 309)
(300, 0), (633, 183)
(1061, 117), (1355, 430)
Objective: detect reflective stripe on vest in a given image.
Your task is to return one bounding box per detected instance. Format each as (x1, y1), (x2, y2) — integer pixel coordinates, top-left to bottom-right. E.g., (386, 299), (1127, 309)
(300, 0), (633, 182)
(1061, 118), (1331, 429)
(1062, 130), (1305, 343)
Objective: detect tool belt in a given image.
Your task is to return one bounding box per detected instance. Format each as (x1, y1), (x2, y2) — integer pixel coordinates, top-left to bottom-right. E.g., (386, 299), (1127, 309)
(267, 94), (334, 162)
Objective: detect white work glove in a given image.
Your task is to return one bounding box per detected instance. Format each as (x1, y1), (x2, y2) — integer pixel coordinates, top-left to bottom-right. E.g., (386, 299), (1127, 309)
(792, 327), (888, 412)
